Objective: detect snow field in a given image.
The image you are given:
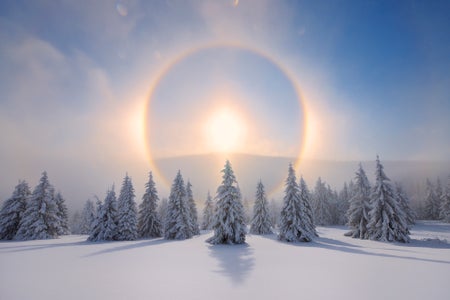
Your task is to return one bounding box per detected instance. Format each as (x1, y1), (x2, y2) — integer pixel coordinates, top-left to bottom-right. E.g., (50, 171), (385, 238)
(1, 222), (449, 300)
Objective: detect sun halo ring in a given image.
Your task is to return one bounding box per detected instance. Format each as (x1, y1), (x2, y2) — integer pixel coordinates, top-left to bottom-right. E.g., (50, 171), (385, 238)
(143, 42), (308, 195)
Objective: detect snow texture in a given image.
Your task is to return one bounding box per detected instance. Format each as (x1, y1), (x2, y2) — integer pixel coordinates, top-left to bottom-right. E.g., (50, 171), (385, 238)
(207, 160), (246, 244)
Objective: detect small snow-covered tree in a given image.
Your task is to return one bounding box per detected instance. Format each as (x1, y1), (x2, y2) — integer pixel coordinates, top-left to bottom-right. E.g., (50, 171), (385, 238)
(88, 187), (118, 241)
(201, 191), (215, 230)
(80, 199), (96, 234)
(186, 181), (200, 235)
(138, 172), (162, 238)
(279, 164), (316, 242)
(207, 160), (246, 244)
(439, 176), (450, 223)
(0, 180), (30, 240)
(312, 177), (333, 226)
(55, 192), (70, 235)
(424, 179), (440, 220)
(367, 157), (410, 243)
(250, 181), (273, 235)
(158, 197), (169, 234)
(336, 182), (351, 225)
(16, 172), (60, 240)
(70, 210), (82, 234)
(165, 171), (192, 240)
(345, 164), (371, 239)
(116, 174), (138, 241)
(269, 199), (281, 229)
(395, 182), (416, 226)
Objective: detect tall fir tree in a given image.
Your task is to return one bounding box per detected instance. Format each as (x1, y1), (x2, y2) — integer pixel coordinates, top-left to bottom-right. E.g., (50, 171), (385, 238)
(138, 172), (162, 238)
(394, 182), (416, 226)
(165, 171), (192, 240)
(424, 179), (440, 219)
(80, 199), (96, 234)
(88, 187), (118, 241)
(249, 180), (273, 235)
(312, 177), (333, 226)
(279, 164), (316, 242)
(345, 164), (371, 239)
(367, 157), (410, 243)
(16, 172), (60, 240)
(186, 181), (200, 235)
(207, 160), (246, 244)
(439, 176), (450, 223)
(116, 174), (138, 241)
(0, 180), (30, 240)
(201, 191), (215, 230)
(55, 192), (70, 235)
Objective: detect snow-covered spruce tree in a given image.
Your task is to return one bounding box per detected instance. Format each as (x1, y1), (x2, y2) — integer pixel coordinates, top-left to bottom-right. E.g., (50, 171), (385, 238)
(70, 210), (82, 234)
(439, 176), (450, 223)
(207, 160), (246, 244)
(367, 157), (410, 243)
(138, 172), (162, 238)
(186, 181), (200, 235)
(395, 182), (416, 226)
(55, 192), (70, 235)
(158, 197), (169, 234)
(80, 199), (96, 234)
(116, 174), (138, 241)
(336, 182), (351, 225)
(312, 177), (333, 226)
(87, 199), (103, 241)
(279, 164), (316, 242)
(0, 180), (30, 240)
(201, 191), (215, 230)
(269, 199), (281, 229)
(424, 179), (440, 220)
(345, 163), (371, 239)
(165, 171), (192, 240)
(250, 180), (273, 235)
(16, 172), (60, 240)
(88, 187), (118, 241)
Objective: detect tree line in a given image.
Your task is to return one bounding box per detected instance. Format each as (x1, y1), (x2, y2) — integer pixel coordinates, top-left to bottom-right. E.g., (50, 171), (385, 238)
(1, 156), (449, 244)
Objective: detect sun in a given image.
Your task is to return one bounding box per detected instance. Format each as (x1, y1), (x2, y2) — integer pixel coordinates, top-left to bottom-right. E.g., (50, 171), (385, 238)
(204, 106), (248, 153)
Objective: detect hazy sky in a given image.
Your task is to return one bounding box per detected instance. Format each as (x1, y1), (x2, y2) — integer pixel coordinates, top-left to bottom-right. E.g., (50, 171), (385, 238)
(0, 0), (449, 207)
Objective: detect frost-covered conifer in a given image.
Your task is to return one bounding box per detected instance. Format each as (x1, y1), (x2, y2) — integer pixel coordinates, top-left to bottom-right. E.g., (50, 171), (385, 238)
(186, 181), (200, 235)
(70, 210), (82, 234)
(395, 183), (416, 226)
(312, 177), (333, 226)
(201, 191), (215, 230)
(269, 199), (281, 229)
(80, 199), (96, 234)
(138, 172), (162, 238)
(88, 187), (118, 241)
(249, 181), (273, 235)
(279, 164), (316, 242)
(116, 174), (138, 241)
(165, 171), (192, 240)
(336, 183), (350, 225)
(345, 164), (371, 239)
(439, 176), (450, 223)
(158, 197), (169, 234)
(367, 157), (410, 243)
(55, 192), (70, 235)
(0, 181), (30, 240)
(207, 160), (246, 244)
(16, 172), (60, 240)
(424, 179), (440, 220)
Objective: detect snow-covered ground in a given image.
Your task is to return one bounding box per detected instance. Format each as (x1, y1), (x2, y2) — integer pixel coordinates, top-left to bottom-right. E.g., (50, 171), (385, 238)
(1, 221), (449, 300)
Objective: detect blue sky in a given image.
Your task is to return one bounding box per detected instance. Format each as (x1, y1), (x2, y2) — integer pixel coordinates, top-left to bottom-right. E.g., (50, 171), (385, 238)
(0, 0), (449, 205)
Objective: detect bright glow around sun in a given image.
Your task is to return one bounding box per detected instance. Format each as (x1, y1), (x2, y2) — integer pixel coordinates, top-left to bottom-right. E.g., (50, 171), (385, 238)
(204, 107), (248, 153)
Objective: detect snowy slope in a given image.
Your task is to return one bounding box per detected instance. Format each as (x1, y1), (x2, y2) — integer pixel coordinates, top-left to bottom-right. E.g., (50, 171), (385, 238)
(1, 221), (449, 300)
